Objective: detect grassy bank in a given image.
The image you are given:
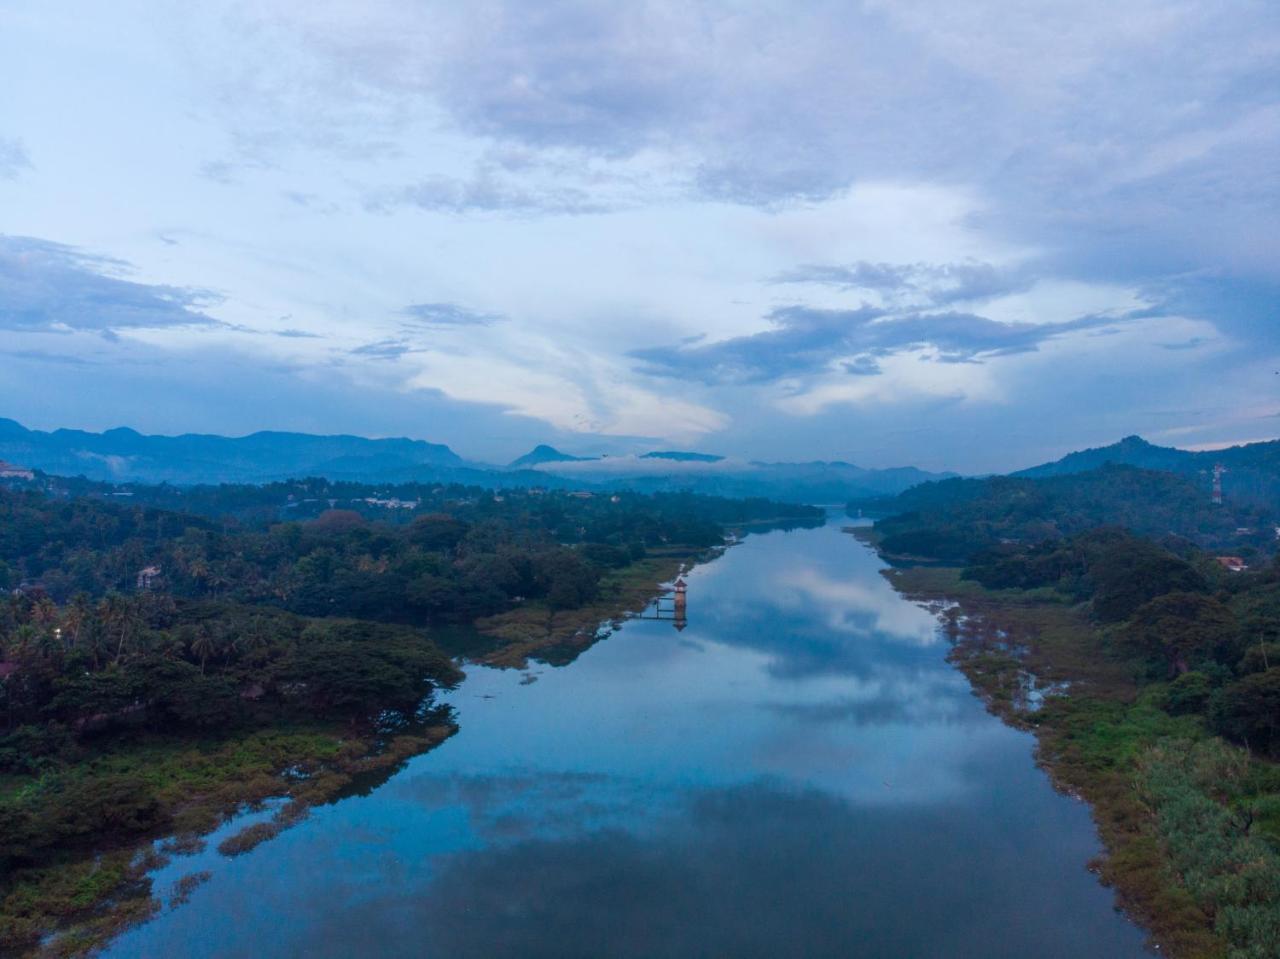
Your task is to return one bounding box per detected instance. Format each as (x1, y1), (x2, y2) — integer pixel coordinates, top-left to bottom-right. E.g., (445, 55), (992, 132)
(474, 548), (707, 669)
(887, 566), (1280, 959)
(0, 721), (454, 957)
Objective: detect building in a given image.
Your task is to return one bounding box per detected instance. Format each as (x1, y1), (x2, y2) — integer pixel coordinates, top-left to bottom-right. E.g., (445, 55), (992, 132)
(673, 577), (688, 632)
(1215, 556), (1248, 573)
(136, 565), (163, 590)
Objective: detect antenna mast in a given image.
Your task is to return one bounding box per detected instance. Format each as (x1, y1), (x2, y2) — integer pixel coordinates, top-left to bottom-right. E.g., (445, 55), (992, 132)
(1211, 463), (1227, 505)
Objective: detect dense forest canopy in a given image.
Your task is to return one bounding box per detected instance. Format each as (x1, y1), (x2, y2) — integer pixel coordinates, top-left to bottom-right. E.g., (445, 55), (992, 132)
(854, 464), (1277, 563)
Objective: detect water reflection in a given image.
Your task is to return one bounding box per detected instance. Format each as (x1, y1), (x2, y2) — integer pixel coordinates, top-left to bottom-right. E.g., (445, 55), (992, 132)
(105, 517), (1147, 958)
(293, 777), (1138, 959)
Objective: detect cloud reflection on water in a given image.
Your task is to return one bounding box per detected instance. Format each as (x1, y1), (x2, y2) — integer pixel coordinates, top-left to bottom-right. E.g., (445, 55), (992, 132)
(297, 777), (1141, 959)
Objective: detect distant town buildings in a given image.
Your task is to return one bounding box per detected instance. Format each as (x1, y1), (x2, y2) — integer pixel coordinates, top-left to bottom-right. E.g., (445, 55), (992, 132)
(1215, 556), (1248, 573)
(136, 565), (163, 590)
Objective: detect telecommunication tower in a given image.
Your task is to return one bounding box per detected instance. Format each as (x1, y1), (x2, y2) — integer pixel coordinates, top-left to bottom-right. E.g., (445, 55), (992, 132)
(1211, 463), (1227, 505)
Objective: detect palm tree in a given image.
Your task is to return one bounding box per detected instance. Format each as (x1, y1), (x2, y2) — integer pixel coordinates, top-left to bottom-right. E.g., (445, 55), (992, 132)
(190, 627), (217, 675)
(64, 594), (90, 652)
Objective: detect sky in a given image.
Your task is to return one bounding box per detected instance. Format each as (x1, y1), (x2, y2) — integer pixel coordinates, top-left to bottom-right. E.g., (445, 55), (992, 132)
(1, 1), (1277, 473)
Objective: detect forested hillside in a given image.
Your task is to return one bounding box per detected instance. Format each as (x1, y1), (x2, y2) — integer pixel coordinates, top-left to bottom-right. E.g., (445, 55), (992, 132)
(1017, 434), (1280, 505)
(855, 464), (1277, 563)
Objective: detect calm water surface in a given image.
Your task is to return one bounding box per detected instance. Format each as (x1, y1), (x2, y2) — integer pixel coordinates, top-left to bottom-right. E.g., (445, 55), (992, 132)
(107, 516), (1149, 958)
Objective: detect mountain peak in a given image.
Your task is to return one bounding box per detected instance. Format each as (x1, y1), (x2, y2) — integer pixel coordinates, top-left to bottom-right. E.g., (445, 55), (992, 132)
(1017, 435), (1188, 478)
(509, 445), (593, 468)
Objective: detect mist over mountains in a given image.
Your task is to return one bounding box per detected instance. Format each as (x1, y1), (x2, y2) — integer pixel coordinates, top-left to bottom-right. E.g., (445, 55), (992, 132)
(0, 419), (949, 502)
(3, 418), (1277, 505)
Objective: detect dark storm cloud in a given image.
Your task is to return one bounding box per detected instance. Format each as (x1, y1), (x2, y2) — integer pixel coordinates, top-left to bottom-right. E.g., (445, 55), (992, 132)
(400, 301), (504, 327)
(630, 305), (1129, 384)
(0, 235), (223, 333)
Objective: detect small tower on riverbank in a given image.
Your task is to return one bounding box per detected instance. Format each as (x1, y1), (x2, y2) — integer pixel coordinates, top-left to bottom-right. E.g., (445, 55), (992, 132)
(673, 577), (688, 632)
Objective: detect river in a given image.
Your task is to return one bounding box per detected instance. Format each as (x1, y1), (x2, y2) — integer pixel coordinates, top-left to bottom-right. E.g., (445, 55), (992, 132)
(105, 515), (1149, 958)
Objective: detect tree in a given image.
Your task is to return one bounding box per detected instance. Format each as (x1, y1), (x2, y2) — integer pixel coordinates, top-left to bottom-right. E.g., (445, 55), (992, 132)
(1211, 668), (1280, 756)
(1123, 592), (1239, 675)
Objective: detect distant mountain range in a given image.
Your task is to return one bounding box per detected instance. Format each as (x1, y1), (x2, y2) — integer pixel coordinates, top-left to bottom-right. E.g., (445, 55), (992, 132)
(0, 417), (468, 485)
(5, 417), (1272, 506)
(0, 419), (952, 501)
(1017, 434), (1280, 504)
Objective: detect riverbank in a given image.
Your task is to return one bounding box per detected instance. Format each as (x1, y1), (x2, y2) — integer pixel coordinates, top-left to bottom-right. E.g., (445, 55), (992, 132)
(0, 719), (456, 957)
(884, 565), (1280, 959)
(0, 545), (719, 957)
(474, 547), (711, 669)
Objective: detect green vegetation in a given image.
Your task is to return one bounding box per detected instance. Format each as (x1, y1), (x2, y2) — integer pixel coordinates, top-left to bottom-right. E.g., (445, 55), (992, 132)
(855, 464), (1277, 563)
(0, 481), (820, 954)
(880, 519), (1280, 957)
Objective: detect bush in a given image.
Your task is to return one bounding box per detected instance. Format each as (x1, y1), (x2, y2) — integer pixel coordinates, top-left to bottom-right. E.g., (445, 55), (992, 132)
(1164, 672), (1213, 715)
(1211, 669), (1280, 757)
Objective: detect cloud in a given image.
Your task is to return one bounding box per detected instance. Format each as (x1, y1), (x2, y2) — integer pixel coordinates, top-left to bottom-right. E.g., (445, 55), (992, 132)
(0, 137), (31, 179)
(350, 338), (416, 360)
(0, 348), (92, 367)
(213, 3), (1279, 239)
(400, 302), (505, 328)
(372, 170), (610, 216)
(0, 235), (224, 333)
(1159, 336), (1210, 351)
(843, 355), (883, 376)
(773, 260), (1031, 307)
(631, 303), (1131, 385)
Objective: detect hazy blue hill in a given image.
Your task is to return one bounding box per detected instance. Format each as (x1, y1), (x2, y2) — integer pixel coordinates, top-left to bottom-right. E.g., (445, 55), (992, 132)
(0, 417), (955, 501)
(640, 450), (724, 462)
(1017, 434), (1280, 505)
(859, 463), (1278, 562)
(1019, 434), (1280, 478)
(509, 444), (595, 468)
(0, 418), (464, 485)
(592, 460), (952, 502)
(1016, 435), (1196, 477)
